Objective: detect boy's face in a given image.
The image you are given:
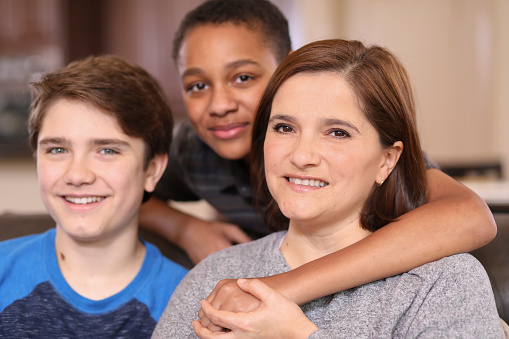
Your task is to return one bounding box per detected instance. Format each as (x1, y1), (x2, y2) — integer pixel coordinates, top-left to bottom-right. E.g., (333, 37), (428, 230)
(37, 99), (163, 243)
(177, 23), (279, 160)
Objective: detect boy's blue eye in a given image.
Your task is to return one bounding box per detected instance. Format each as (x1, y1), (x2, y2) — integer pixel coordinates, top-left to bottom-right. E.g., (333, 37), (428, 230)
(48, 147), (66, 154)
(99, 148), (119, 155)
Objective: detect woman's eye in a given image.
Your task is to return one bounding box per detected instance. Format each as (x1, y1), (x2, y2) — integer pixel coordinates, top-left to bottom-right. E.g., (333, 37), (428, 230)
(274, 124), (294, 133)
(328, 129), (350, 138)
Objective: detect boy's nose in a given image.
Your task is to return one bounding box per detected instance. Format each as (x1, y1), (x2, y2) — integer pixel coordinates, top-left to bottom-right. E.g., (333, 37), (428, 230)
(209, 86), (238, 117)
(63, 156), (96, 186)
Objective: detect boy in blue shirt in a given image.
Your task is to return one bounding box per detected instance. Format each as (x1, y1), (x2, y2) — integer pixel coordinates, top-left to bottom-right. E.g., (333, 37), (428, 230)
(0, 55), (188, 338)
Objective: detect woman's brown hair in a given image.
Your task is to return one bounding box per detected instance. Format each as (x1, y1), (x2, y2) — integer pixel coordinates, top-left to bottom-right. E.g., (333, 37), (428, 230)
(251, 39), (429, 232)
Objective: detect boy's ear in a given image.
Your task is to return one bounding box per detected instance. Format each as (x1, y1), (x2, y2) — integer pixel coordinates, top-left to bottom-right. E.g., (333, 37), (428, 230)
(376, 141), (403, 185)
(144, 153), (168, 192)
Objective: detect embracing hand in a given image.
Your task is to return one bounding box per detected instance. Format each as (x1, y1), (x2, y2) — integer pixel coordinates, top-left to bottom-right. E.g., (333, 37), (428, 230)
(193, 279), (318, 338)
(198, 278), (261, 332)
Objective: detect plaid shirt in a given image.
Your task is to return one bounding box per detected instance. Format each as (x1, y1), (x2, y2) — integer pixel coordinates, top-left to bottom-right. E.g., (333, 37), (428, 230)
(153, 122), (268, 238)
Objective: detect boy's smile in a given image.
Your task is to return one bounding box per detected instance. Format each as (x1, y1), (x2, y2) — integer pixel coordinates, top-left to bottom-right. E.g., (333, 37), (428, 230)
(177, 23), (279, 160)
(208, 121), (251, 140)
(37, 99), (155, 243)
(64, 196), (105, 205)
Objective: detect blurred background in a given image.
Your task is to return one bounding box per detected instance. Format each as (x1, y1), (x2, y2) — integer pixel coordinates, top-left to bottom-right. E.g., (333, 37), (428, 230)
(1, 0), (508, 214)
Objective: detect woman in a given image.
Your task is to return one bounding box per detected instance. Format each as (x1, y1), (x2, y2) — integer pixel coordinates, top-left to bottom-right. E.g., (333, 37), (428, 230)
(152, 39), (504, 338)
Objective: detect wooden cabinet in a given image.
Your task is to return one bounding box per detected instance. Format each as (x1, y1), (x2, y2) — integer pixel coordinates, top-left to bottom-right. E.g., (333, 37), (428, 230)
(0, 0), (63, 53)
(0, 0), (197, 157)
(0, 0), (65, 156)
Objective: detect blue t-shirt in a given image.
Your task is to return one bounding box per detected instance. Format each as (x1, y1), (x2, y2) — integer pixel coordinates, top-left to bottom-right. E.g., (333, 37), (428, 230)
(0, 228), (188, 338)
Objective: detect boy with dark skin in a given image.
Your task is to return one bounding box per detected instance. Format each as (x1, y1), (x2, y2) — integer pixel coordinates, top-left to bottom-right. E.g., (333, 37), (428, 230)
(139, 0), (496, 329)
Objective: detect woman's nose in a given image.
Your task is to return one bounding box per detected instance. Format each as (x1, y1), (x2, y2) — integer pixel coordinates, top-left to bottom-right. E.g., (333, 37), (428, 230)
(289, 136), (321, 168)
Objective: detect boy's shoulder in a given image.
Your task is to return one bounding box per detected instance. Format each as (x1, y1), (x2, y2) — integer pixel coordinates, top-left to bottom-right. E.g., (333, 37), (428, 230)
(143, 240), (189, 285)
(0, 229), (55, 313)
(0, 228), (51, 252)
(0, 234), (188, 334)
(134, 240), (188, 320)
(0, 228), (54, 270)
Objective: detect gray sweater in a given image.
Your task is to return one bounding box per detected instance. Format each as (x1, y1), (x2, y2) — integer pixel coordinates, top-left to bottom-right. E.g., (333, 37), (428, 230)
(152, 231), (504, 338)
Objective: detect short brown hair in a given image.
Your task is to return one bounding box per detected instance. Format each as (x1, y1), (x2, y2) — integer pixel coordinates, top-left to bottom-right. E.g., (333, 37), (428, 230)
(28, 55), (173, 168)
(251, 39), (429, 232)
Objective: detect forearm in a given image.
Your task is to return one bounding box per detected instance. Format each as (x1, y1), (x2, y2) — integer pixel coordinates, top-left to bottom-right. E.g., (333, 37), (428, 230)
(260, 169), (496, 305)
(140, 197), (252, 264)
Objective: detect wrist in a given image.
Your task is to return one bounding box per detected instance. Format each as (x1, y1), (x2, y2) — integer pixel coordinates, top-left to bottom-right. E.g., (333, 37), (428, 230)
(258, 271), (303, 304)
(298, 323), (319, 339)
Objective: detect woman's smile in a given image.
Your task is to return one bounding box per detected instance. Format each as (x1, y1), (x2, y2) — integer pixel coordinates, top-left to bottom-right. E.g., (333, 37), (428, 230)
(264, 72), (387, 228)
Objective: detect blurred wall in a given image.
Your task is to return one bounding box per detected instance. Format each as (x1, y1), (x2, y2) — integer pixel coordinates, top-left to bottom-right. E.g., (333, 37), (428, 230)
(1, 0), (508, 214)
(287, 0), (509, 178)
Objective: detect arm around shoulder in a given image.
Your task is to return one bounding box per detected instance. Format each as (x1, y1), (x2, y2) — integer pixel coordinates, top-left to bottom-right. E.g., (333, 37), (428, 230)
(258, 169), (497, 305)
(425, 168), (496, 247)
(199, 169), (498, 318)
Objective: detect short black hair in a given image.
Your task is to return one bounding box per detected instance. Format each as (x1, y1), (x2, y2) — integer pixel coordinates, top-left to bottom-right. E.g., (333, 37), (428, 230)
(173, 0), (292, 64)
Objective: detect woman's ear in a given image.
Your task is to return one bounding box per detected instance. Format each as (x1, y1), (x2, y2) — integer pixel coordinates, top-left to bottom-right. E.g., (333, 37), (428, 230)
(144, 153), (168, 192)
(376, 141), (403, 185)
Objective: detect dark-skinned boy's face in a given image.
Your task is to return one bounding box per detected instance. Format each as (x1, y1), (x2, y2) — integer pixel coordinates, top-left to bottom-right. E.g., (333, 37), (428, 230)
(177, 23), (279, 160)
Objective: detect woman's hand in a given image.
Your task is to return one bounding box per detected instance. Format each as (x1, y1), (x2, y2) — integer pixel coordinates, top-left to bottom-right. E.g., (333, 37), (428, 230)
(193, 279), (318, 338)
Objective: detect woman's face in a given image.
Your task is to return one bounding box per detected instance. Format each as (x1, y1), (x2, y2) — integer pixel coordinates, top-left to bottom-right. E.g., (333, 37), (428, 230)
(264, 72), (393, 230)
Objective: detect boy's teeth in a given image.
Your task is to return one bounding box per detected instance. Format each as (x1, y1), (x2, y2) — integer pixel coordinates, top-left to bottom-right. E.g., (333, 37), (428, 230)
(65, 196), (104, 204)
(289, 177), (328, 187)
